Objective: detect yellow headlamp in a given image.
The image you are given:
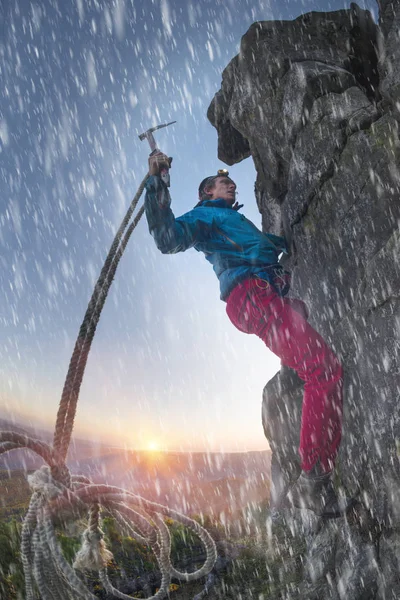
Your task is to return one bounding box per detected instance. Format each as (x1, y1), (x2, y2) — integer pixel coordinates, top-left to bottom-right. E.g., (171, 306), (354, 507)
(198, 170), (233, 200)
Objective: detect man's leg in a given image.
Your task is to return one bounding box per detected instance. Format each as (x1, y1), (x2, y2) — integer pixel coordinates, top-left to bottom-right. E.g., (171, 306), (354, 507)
(260, 293), (343, 474)
(226, 278), (345, 516)
(226, 278), (343, 472)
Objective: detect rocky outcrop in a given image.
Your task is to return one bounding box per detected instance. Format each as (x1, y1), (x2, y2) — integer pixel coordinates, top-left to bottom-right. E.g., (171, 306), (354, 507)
(208, 2), (400, 598)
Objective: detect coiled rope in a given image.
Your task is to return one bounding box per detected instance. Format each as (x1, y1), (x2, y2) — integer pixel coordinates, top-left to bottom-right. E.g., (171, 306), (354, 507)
(0, 174), (217, 599)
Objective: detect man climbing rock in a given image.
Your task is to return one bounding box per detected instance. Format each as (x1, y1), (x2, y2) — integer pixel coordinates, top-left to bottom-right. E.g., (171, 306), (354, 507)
(144, 151), (346, 519)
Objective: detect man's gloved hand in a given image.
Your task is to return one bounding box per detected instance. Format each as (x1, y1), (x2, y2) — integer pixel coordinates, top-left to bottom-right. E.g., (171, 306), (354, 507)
(148, 151), (172, 176)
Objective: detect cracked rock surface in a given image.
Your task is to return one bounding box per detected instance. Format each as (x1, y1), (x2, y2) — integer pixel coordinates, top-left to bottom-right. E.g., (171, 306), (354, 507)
(208, 2), (400, 598)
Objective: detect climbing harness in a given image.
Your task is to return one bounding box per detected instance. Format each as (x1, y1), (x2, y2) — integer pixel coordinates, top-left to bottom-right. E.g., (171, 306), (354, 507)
(255, 266), (291, 297)
(0, 173), (217, 599)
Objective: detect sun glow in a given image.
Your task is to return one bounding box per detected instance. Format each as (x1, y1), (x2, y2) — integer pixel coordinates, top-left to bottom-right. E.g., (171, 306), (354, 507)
(147, 440), (160, 452)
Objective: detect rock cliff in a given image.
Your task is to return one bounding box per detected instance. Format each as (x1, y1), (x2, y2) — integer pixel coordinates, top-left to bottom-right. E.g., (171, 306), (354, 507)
(208, 2), (400, 598)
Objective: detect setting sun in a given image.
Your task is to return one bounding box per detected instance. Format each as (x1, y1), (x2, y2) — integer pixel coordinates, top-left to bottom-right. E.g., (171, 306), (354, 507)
(147, 441), (160, 451)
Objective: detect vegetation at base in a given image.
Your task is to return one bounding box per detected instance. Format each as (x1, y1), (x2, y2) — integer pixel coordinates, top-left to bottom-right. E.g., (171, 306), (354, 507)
(215, 520), (306, 599)
(0, 469), (32, 519)
(0, 487), (305, 599)
(0, 519), (24, 599)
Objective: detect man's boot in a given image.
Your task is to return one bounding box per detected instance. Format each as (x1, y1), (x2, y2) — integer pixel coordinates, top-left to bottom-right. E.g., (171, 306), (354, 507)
(286, 464), (345, 519)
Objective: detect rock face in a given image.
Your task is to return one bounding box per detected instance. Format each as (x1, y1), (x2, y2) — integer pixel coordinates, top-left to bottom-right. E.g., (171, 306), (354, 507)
(208, 3), (400, 598)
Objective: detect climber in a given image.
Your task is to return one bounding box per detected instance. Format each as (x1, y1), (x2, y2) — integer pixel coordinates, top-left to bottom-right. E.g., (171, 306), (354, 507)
(144, 151), (346, 519)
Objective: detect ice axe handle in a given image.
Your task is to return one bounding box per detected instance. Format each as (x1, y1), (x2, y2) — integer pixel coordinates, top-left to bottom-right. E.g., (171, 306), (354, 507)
(150, 149), (173, 187)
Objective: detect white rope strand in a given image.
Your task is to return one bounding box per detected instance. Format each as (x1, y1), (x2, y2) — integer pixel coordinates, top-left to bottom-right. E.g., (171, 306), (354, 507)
(21, 493), (41, 600)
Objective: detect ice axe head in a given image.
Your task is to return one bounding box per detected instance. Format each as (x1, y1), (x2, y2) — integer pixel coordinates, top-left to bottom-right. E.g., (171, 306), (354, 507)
(138, 120), (176, 153)
(139, 121), (176, 187)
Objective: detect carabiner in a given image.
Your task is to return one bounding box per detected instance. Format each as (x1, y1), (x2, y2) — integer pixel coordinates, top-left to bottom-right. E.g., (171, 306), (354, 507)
(255, 277), (270, 290)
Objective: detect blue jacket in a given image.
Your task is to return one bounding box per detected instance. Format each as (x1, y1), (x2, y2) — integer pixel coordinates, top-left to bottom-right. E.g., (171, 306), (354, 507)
(144, 175), (289, 300)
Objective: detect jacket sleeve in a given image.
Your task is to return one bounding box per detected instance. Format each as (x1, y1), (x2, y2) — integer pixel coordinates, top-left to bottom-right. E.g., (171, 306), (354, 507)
(264, 232), (288, 254)
(144, 175), (209, 254)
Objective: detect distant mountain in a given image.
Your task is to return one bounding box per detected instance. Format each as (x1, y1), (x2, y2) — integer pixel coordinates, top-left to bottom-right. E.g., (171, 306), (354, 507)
(69, 447), (271, 516)
(0, 418), (50, 470)
(0, 418), (37, 435)
(0, 419), (271, 518)
(0, 418), (120, 469)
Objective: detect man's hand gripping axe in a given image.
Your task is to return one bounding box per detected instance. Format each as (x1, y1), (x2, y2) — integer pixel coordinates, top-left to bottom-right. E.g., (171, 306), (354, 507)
(139, 121), (176, 187)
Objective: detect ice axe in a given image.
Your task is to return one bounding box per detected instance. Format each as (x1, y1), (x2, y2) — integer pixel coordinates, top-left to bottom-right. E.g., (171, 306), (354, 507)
(139, 120), (176, 187)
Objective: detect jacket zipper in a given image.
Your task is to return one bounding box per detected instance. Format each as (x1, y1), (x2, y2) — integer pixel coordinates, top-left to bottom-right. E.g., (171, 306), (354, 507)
(215, 227), (243, 252)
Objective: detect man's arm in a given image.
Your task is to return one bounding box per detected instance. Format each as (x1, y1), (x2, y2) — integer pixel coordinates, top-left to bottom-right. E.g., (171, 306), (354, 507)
(145, 175), (208, 254)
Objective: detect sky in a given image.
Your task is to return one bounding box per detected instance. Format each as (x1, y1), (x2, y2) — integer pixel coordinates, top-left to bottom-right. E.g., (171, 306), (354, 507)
(0, 0), (378, 453)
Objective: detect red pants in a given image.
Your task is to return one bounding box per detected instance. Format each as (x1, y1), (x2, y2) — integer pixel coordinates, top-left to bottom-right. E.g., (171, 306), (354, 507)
(226, 278), (343, 474)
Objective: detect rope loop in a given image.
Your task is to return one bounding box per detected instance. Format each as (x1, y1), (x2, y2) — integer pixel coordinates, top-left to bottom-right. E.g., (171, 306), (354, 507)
(0, 174), (219, 599)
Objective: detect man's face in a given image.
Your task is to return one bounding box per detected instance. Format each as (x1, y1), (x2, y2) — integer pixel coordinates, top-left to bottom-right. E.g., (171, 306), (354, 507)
(206, 176), (237, 205)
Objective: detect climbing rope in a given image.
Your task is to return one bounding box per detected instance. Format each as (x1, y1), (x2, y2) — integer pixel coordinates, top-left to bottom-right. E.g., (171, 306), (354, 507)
(0, 174), (217, 599)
